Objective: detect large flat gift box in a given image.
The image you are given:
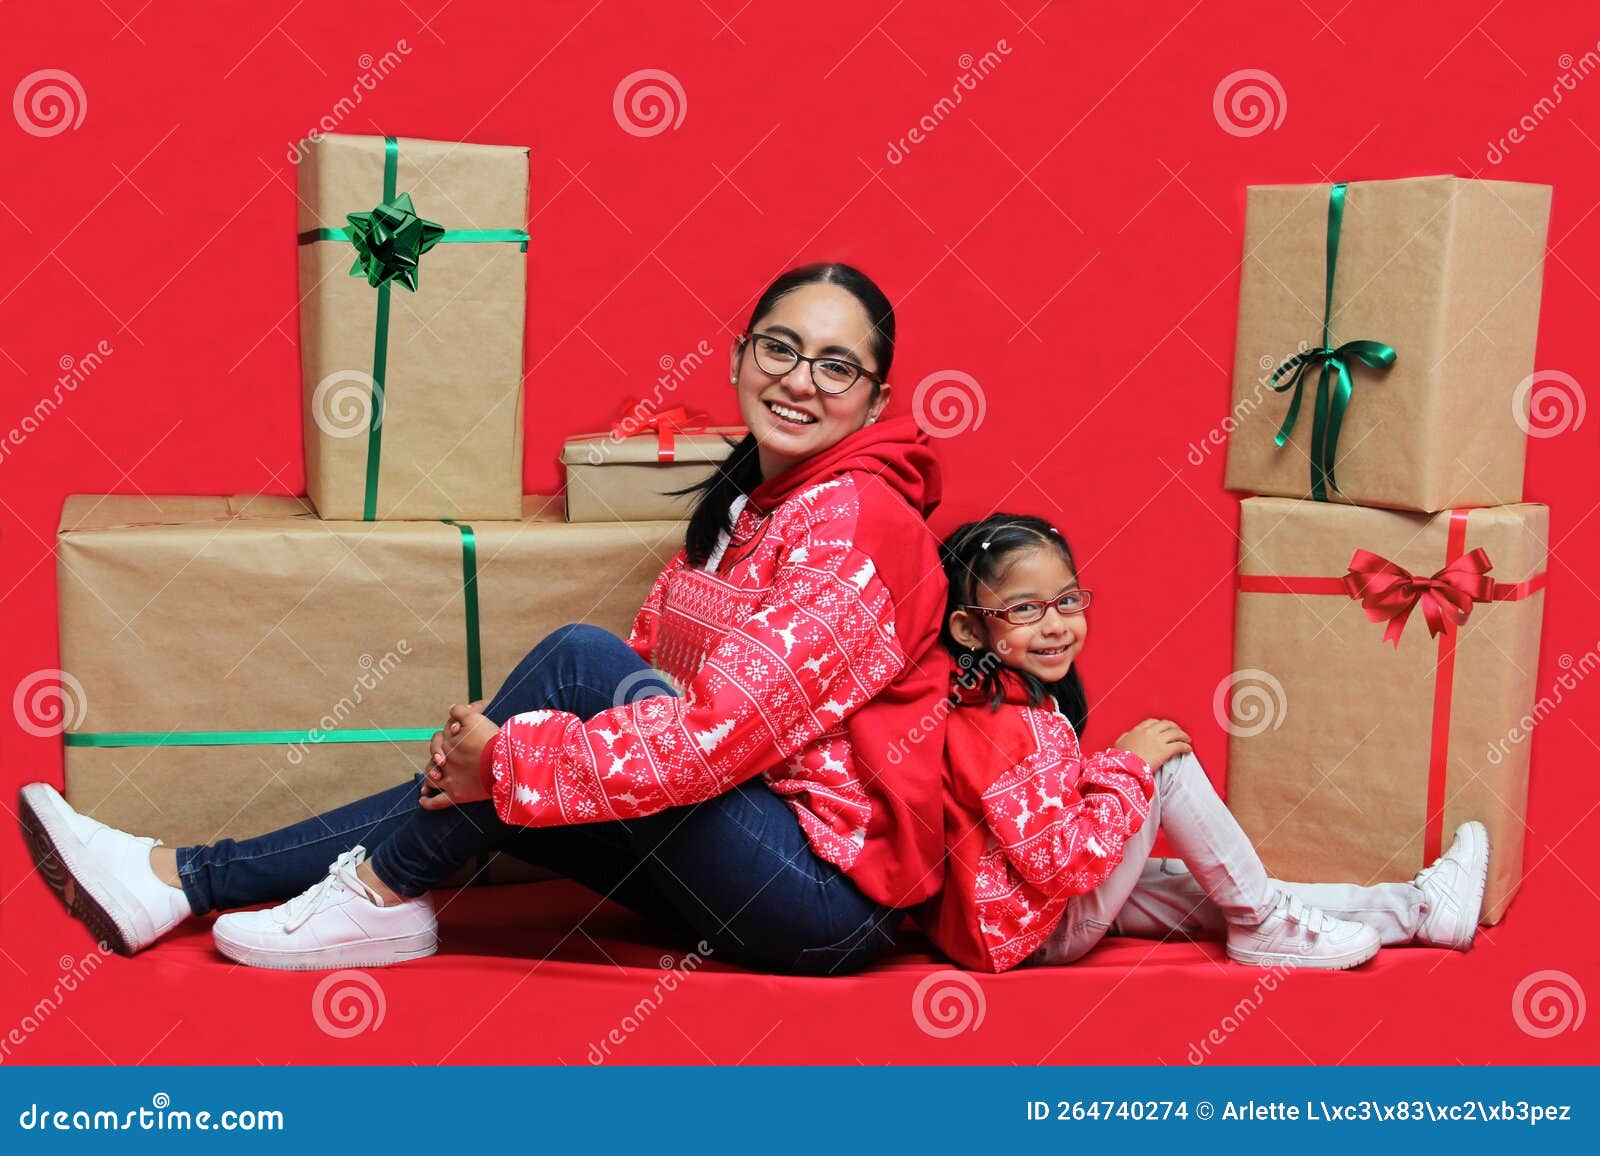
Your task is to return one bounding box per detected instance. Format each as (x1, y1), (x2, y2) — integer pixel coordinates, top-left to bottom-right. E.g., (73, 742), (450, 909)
(562, 416), (742, 523)
(1224, 176), (1551, 513)
(57, 494), (683, 848)
(1226, 497), (1548, 923)
(298, 133), (530, 521)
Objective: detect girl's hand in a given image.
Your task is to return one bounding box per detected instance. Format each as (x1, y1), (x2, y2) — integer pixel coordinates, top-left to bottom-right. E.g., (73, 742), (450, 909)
(1113, 718), (1192, 769)
(419, 703), (499, 810)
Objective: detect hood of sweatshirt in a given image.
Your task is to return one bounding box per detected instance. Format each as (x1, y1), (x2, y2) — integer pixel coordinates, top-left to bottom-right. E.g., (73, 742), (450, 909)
(746, 414), (943, 518)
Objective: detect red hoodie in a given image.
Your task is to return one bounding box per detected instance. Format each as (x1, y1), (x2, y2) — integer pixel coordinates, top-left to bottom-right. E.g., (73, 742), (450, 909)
(477, 415), (953, 908)
(916, 666), (1155, 972)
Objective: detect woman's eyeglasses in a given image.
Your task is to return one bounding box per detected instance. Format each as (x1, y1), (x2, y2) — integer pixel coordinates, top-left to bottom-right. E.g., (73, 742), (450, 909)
(964, 588), (1094, 626)
(738, 332), (881, 395)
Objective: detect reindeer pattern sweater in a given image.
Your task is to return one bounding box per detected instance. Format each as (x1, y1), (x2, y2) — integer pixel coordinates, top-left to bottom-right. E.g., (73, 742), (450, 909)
(476, 417), (953, 908)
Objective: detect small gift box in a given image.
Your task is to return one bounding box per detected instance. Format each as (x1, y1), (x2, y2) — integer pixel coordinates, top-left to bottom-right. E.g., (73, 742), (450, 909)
(1225, 497), (1549, 923)
(1223, 177), (1551, 512)
(561, 401), (745, 522)
(56, 493), (683, 846)
(298, 133), (530, 521)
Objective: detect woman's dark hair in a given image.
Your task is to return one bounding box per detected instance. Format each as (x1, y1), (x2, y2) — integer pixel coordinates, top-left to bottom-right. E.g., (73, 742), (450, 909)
(937, 513), (1090, 736)
(675, 262), (896, 567)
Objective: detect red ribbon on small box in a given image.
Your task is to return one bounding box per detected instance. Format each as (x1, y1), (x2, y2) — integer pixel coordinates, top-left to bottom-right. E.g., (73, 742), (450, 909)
(587, 398), (744, 463)
(1236, 509), (1548, 864)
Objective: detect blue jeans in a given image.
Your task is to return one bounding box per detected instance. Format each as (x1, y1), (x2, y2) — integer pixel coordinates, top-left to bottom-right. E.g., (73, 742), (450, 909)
(176, 624), (903, 975)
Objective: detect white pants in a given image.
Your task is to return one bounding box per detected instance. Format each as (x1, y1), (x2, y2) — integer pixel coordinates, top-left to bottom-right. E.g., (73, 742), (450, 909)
(1037, 752), (1425, 964)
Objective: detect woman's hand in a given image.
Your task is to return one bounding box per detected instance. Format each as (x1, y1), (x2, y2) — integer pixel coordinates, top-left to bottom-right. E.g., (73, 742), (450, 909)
(1113, 718), (1192, 769)
(419, 702), (500, 810)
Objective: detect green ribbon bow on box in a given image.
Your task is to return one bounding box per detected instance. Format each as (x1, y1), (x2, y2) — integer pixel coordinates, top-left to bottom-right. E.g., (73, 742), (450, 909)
(1267, 182), (1398, 502)
(297, 135), (530, 521)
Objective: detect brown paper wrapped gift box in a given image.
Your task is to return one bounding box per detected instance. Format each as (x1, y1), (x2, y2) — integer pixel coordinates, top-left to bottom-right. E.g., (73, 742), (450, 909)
(298, 133), (529, 521)
(561, 428), (741, 522)
(1225, 497), (1548, 923)
(57, 494), (683, 857)
(1223, 176), (1551, 513)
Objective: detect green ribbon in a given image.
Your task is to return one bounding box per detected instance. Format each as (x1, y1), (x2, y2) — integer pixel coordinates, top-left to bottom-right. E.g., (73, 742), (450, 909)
(295, 135), (530, 521)
(65, 519), (485, 751)
(1267, 182), (1397, 502)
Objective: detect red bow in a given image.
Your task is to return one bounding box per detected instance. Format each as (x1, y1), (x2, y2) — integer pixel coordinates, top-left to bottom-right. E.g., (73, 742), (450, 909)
(607, 400), (715, 462)
(1341, 547), (1495, 646)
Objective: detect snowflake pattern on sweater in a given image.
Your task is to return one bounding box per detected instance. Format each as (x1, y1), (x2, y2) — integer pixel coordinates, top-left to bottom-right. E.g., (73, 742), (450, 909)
(481, 476), (908, 875)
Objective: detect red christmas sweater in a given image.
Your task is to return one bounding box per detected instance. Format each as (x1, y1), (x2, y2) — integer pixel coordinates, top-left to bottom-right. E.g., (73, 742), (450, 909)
(916, 667), (1156, 972)
(476, 416), (953, 908)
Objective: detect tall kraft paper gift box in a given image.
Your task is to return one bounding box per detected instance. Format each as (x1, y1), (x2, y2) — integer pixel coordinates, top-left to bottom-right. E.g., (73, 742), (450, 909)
(299, 133), (529, 521)
(57, 494), (682, 848)
(1226, 497), (1549, 923)
(1223, 176), (1551, 512)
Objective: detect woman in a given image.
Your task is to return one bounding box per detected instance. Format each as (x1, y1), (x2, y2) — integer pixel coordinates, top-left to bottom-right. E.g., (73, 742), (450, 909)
(21, 262), (953, 976)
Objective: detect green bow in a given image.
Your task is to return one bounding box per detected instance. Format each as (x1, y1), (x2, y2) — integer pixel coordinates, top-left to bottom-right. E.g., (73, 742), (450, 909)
(1268, 182), (1397, 502)
(344, 191), (446, 292)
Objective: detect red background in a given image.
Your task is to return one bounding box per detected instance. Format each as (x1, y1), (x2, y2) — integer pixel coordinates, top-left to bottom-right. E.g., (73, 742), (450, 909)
(2, 1), (1596, 1065)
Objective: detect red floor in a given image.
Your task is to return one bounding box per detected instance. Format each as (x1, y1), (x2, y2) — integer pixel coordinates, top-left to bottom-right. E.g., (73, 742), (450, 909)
(1, 871), (1592, 1066)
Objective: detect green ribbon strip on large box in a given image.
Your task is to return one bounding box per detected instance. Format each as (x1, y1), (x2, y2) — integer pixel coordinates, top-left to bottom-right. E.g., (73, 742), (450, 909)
(296, 135), (530, 521)
(64, 519), (486, 751)
(1267, 182), (1397, 502)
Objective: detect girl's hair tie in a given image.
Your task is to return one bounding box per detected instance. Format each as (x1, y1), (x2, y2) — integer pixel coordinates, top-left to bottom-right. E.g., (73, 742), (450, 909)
(980, 540), (991, 550)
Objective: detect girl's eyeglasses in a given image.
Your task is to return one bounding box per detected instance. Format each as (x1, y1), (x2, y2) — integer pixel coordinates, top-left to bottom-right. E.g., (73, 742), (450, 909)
(964, 588), (1094, 626)
(738, 332), (881, 395)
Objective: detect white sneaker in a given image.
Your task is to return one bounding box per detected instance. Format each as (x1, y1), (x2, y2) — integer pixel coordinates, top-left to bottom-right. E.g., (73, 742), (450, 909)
(18, 783), (193, 956)
(1412, 821), (1490, 950)
(1226, 892), (1381, 970)
(212, 846), (437, 971)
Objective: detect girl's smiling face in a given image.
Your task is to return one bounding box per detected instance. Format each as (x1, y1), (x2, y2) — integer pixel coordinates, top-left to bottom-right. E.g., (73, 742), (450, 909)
(948, 545), (1089, 683)
(730, 281), (892, 480)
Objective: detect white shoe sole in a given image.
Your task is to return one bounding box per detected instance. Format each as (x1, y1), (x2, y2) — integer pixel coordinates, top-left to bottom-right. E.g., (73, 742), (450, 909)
(212, 925), (439, 971)
(1226, 934), (1380, 971)
(18, 783), (146, 956)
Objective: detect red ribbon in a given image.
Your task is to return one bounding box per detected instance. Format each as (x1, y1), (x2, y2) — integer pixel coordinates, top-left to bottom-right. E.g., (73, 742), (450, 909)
(581, 399), (744, 463)
(1236, 509), (1548, 865)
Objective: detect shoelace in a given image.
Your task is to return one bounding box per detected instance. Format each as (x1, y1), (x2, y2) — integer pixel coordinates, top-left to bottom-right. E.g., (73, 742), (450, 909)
(277, 847), (376, 933)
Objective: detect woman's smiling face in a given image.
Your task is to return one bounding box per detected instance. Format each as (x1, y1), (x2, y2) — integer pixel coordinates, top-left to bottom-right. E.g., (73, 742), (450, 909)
(730, 281), (893, 479)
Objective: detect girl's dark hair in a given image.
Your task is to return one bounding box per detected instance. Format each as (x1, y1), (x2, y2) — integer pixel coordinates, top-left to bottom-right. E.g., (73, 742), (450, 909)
(937, 513), (1090, 736)
(674, 262), (896, 567)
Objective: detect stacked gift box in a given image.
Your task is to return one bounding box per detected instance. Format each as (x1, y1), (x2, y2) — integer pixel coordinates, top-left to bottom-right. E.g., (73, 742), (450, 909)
(58, 134), (722, 877)
(1220, 176), (1553, 923)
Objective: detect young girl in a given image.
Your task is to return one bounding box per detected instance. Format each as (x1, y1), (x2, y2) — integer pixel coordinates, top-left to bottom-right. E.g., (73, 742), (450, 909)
(917, 513), (1492, 974)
